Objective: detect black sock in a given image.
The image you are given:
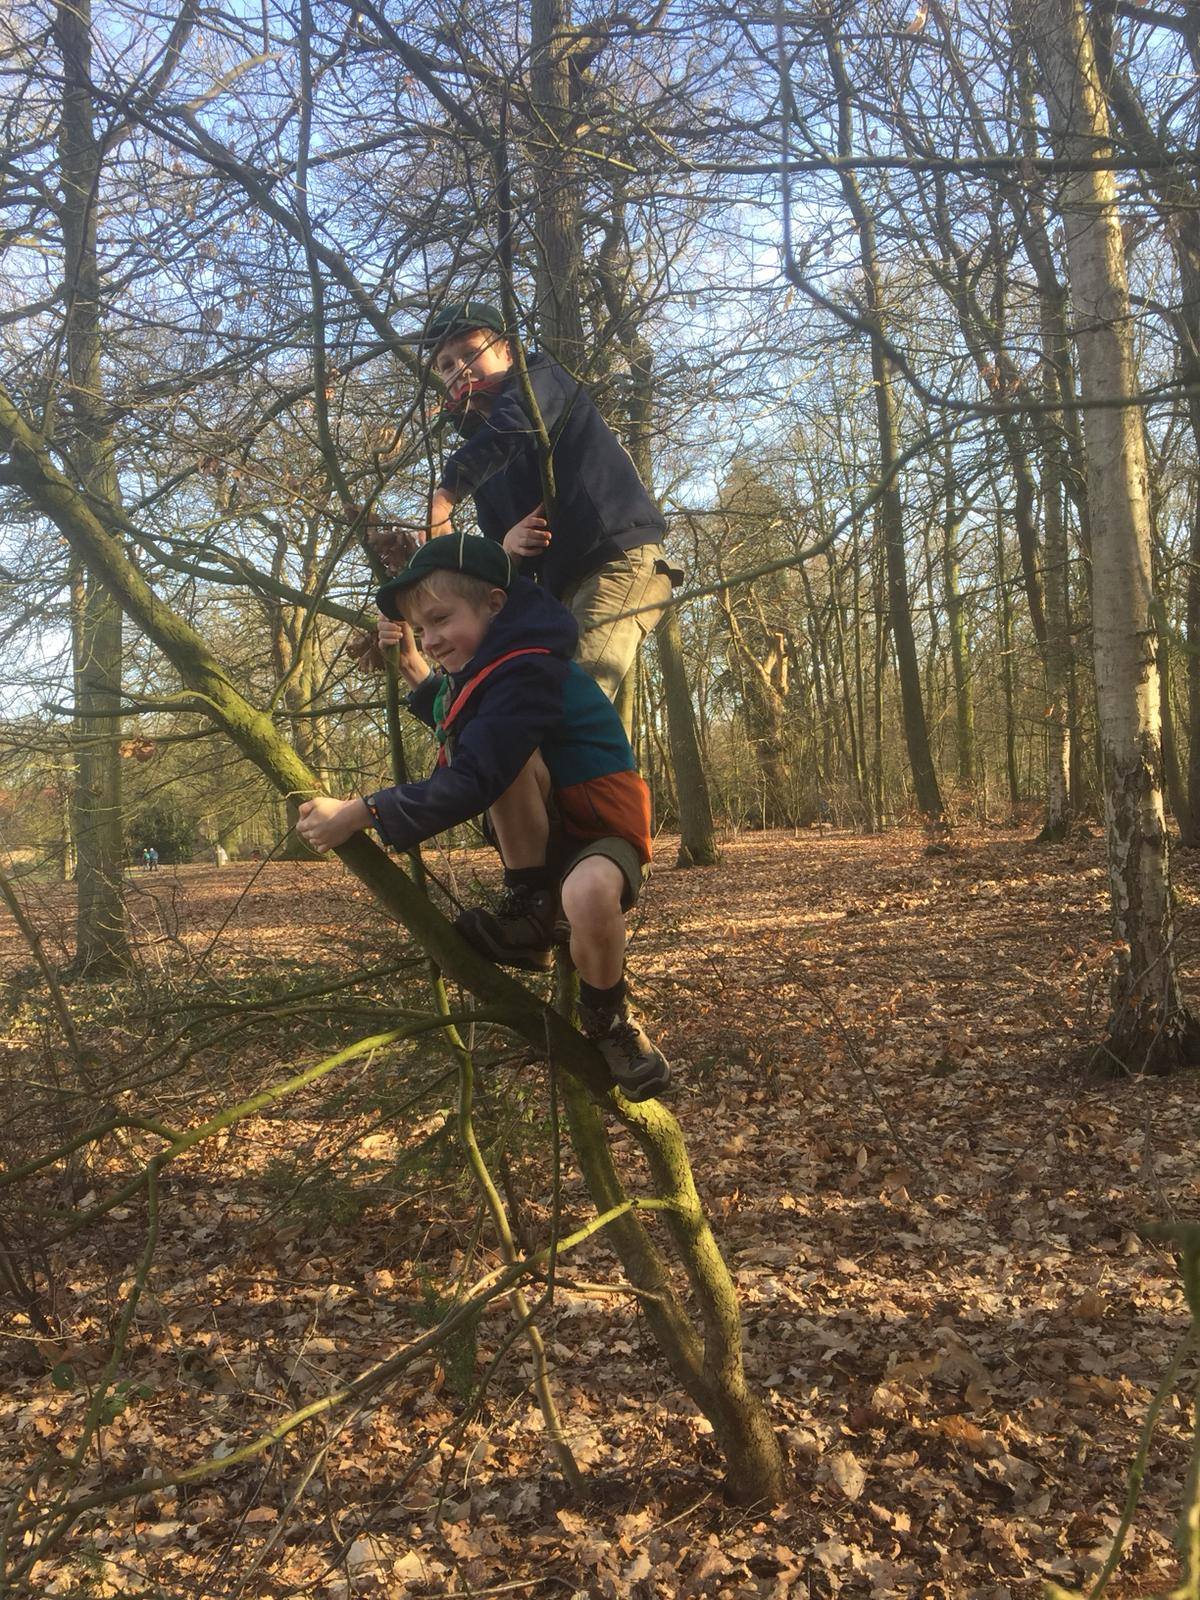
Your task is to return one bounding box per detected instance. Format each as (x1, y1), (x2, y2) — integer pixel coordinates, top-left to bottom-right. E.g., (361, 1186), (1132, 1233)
(503, 864), (554, 892)
(580, 977), (626, 1016)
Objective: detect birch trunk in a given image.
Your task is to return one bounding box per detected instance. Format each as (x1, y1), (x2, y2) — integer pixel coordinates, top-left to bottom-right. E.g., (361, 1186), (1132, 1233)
(1026, 0), (1197, 1069)
(1088, 13), (1200, 845)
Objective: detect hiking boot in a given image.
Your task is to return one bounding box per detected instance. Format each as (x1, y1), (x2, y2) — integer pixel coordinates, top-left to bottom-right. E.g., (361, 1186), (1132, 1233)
(454, 884), (555, 971)
(578, 1004), (671, 1102)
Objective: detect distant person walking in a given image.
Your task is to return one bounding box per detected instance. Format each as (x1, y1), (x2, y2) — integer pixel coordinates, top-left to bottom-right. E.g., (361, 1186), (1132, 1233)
(146, 846), (159, 870)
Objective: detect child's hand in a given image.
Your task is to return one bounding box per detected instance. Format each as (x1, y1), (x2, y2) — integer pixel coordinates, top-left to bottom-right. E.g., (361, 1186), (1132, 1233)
(296, 797), (370, 853)
(503, 506), (552, 560)
(377, 615), (429, 687)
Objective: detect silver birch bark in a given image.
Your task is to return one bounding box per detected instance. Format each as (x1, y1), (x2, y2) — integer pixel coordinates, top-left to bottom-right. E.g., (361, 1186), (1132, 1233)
(1025, 0), (1196, 1067)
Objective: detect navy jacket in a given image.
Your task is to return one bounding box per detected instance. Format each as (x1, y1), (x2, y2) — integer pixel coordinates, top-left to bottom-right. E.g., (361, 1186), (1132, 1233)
(438, 354), (666, 597)
(366, 579), (647, 856)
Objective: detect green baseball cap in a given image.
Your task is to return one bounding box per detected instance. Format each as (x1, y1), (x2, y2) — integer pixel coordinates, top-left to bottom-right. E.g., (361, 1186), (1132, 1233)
(417, 301), (508, 353)
(375, 533), (514, 618)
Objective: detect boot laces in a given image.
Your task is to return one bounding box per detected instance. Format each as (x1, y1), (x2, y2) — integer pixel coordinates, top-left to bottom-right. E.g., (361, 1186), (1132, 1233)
(495, 883), (540, 918)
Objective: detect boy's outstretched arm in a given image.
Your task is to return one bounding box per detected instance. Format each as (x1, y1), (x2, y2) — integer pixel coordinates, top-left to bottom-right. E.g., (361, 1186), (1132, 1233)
(300, 619), (432, 851)
(297, 656), (568, 858)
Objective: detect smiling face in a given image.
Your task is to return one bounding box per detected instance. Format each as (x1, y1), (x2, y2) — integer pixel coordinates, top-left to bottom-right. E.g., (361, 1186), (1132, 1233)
(432, 328), (513, 408)
(405, 578), (507, 673)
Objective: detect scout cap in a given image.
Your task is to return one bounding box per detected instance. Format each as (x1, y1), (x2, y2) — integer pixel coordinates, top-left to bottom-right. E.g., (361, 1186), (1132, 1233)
(419, 301), (507, 353)
(376, 533), (514, 619)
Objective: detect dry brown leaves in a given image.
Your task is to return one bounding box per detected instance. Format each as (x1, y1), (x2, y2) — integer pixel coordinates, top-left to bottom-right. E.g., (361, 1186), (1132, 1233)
(1, 826), (1198, 1598)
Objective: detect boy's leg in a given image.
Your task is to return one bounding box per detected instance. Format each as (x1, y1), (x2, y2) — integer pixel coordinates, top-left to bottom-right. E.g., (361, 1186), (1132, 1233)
(559, 854), (626, 986)
(487, 751), (551, 869)
(560, 850), (670, 1102)
(559, 546), (672, 703)
(454, 752), (556, 970)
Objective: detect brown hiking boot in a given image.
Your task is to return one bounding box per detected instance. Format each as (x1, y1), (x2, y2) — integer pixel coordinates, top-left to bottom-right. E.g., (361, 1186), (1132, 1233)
(578, 1003), (671, 1102)
(454, 884), (555, 971)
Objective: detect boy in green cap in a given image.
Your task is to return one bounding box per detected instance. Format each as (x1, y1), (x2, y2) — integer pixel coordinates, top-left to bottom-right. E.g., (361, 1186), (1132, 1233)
(298, 533), (670, 1102)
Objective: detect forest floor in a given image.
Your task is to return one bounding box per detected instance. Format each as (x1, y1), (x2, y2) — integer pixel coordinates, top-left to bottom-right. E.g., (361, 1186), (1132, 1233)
(2, 823), (1200, 1599)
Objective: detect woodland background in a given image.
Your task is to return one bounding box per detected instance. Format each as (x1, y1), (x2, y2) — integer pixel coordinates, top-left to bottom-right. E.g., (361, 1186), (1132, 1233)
(2, 0), (1200, 1592)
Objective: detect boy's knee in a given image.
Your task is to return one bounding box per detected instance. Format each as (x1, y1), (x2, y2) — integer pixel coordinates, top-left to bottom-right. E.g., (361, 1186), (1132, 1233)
(561, 856), (625, 927)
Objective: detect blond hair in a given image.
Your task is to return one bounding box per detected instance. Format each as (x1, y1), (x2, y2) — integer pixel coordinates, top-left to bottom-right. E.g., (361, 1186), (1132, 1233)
(395, 568), (504, 618)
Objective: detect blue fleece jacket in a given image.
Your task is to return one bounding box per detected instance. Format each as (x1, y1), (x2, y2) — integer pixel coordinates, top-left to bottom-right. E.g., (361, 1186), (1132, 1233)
(438, 354), (666, 598)
(366, 579), (644, 854)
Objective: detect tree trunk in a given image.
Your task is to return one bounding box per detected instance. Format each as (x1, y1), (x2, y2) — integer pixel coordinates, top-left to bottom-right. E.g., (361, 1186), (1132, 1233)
(995, 514), (1022, 819)
(1148, 439), (1189, 837)
(1088, 11), (1200, 845)
(56, 0), (130, 975)
(656, 609), (720, 865)
(1039, 462), (1073, 842)
(830, 542), (865, 809)
(1027, 0), (1198, 1069)
(1161, 624), (1188, 833)
(942, 457), (976, 788)
(852, 519), (873, 821)
(820, 20), (943, 820)
(870, 526), (888, 830)
(528, 0), (586, 372)
(1188, 492), (1200, 845)
(591, 197), (720, 866)
(1014, 52), (1075, 841)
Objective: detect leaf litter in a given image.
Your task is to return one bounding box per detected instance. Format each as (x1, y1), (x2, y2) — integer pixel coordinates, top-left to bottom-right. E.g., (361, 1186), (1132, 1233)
(1, 825), (1197, 1597)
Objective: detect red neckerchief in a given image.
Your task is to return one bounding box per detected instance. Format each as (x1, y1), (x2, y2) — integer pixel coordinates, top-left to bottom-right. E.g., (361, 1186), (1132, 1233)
(438, 373), (509, 425)
(434, 648), (551, 766)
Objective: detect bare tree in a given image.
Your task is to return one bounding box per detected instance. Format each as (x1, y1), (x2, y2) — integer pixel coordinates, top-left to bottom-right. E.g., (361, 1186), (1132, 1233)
(1024, 0), (1198, 1068)
(54, 0), (131, 972)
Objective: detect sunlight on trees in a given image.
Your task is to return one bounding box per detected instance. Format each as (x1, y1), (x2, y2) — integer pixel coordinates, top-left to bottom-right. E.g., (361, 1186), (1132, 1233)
(2, 0), (1200, 1586)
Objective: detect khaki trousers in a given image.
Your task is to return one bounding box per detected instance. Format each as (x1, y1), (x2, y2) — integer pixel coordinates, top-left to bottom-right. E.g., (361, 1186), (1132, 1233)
(559, 543), (673, 702)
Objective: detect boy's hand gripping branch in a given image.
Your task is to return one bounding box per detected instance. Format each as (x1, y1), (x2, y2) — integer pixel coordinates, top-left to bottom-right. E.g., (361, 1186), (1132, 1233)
(296, 797), (372, 853)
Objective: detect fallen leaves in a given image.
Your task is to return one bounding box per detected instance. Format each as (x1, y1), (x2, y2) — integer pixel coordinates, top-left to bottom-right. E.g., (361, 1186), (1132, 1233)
(2, 827), (1197, 1596)
(827, 1448), (868, 1501)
